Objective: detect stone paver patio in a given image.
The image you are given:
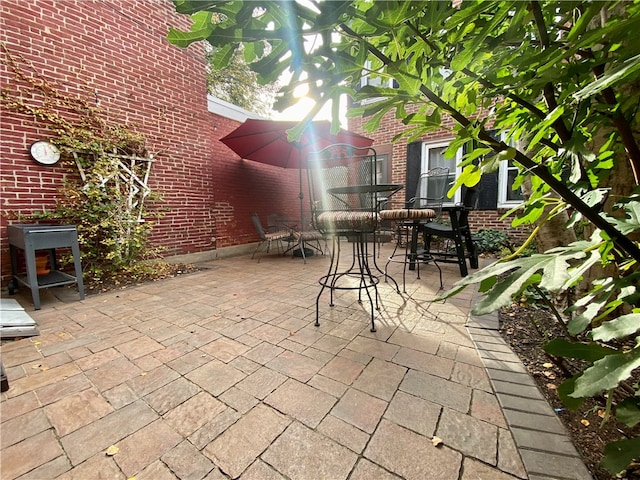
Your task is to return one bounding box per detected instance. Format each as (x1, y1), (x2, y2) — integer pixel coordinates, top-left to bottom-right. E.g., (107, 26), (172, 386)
(1, 243), (592, 479)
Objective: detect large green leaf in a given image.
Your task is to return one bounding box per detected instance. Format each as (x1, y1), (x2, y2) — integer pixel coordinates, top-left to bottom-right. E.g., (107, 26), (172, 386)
(601, 437), (640, 475)
(556, 375), (585, 411)
(573, 53), (640, 101)
(602, 200), (640, 235)
(544, 338), (617, 362)
(616, 397), (640, 428)
(572, 348), (640, 397)
(592, 313), (640, 342)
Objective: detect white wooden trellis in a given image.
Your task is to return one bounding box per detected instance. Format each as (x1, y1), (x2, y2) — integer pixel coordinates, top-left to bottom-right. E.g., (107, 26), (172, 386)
(72, 151), (155, 258)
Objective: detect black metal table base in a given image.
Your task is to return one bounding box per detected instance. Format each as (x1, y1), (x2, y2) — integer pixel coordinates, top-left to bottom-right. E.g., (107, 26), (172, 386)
(315, 233), (382, 332)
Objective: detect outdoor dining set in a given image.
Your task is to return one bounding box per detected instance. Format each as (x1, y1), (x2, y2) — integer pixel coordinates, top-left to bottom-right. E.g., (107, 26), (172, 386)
(221, 120), (479, 335)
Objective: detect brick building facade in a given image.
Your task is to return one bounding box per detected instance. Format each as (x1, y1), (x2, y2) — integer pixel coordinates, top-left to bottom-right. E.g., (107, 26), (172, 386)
(348, 107), (531, 244)
(0, 0), (302, 286)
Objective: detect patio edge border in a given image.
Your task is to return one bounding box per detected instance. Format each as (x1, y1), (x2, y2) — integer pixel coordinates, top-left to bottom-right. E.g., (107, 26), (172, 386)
(466, 288), (594, 480)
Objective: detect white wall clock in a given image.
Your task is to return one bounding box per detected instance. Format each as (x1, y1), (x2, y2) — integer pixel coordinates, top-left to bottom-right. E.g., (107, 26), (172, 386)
(30, 141), (61, 165)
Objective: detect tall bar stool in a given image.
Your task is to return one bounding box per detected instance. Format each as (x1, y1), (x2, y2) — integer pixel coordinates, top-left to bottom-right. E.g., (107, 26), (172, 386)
(379, 167), (449, 292)
(307, 144), (385, 332)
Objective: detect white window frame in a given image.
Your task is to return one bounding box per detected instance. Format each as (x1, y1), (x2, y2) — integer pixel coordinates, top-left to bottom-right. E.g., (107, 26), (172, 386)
(496, 133), (524, 208)
(497, 161), (523, 207)
(421, 140), (462, 205)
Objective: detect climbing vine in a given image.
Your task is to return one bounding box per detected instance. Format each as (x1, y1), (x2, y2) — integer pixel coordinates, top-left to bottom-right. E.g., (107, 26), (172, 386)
(1, 43), (168, 282)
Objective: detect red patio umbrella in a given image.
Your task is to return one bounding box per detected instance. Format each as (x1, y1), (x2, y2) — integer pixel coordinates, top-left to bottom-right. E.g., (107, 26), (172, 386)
(220, 119), (373, 235)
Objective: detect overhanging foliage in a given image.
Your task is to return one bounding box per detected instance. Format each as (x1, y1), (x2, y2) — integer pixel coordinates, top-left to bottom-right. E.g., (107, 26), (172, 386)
(169, 1), (640, 474)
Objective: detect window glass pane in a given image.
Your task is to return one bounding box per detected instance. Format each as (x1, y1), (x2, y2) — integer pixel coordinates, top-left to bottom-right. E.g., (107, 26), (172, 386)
(427, 147), (454, 170)
(506, 168), (523, 201)
(376, 154), (388, 184)
(427, 147), (456, 194)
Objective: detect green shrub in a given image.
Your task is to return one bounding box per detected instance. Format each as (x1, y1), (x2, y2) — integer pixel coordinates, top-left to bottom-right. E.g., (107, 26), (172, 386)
(474, 229), (509, 253)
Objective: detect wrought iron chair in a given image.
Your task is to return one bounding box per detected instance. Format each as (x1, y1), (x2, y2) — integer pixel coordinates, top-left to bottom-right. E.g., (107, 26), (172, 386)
(307, 144), (385, 332)
(420, 186), (479, 277)
(379, 167), (450, 292)
(250, 213), (292, 262)
(291, 230), (326, 260)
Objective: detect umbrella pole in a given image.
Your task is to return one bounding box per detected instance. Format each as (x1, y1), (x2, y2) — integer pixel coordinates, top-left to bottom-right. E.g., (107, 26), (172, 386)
(298, 166), (307, 263)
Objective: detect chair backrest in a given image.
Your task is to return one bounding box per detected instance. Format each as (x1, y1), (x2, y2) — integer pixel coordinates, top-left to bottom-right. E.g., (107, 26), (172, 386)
(267, 213), (286, 231)
(307, 144), (378, 225)
(450, 187), (479, 230)
(411, 167), (450, 215)
(250, 213), (267, 240)
(461, 186), (479, 209)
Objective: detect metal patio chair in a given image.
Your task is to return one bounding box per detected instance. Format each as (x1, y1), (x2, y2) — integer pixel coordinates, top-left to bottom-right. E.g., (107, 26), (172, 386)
(250, 213), (292, 262)
(379, 167), (449, 291)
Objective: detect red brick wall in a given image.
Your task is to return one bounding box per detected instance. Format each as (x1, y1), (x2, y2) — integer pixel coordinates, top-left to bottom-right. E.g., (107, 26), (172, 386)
(0, 0), (301, 285)
(470, 210), (531, 242)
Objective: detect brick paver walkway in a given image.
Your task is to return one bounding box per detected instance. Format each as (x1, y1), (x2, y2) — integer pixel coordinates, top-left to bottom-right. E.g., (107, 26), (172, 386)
(1, 244), (592, 479)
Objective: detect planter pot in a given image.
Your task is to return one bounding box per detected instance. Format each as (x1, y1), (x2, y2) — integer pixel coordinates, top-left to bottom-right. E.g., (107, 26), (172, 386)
(36, 252), (50, 275)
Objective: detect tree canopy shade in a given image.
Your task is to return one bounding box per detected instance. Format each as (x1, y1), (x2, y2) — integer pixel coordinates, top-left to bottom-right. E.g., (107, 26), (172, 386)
(168, 1), (639, 254)
(169, 2), (640, 474)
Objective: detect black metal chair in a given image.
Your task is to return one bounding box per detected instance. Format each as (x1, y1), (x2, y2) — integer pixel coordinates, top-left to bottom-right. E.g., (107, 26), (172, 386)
(379, 167), (449, 291)
(307, 144), (386, 332)
(420, 187), (479, 277)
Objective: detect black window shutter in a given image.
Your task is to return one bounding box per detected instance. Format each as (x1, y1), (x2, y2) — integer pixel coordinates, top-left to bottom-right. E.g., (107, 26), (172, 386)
(405, 142), (422, 205)
(477, 172), (498, 209)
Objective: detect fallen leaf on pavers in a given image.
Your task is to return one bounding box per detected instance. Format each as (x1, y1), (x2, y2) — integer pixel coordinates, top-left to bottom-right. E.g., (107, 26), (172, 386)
(127, 477), (137, 480)
(140, 372), (148, 376)
(290, 331), (295, 336)
(432, 436), (443, 447)
(40, 366), (49, 371)
(581, 419), (590, 427)
(31, 364), (42, 369)
(543, 362), (553, 368)
(105, 445), (119, 456)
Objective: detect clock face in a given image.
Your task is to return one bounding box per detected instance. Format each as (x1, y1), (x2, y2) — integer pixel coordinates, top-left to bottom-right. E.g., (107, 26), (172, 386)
(30, 141), (61, 165)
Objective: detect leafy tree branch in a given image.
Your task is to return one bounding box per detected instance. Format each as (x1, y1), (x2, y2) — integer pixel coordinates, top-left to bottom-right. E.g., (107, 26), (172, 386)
(168, 2), (640, 472)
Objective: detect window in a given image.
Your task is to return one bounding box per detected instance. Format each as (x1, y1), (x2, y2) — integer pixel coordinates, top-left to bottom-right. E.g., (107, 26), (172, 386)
(411, 136), (524, 210)
(497, 160), (523, 206)
(375, 153), (389, 185)
(360, 61), (398, 105)
(494, 130), (524, 207)
(422, 140), (461, 205)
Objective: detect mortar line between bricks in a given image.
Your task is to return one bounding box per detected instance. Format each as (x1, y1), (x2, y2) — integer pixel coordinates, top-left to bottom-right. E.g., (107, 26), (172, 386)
(485, 373), (535, 385)
(501, 405), (558, 416)
(495, 391), (547, 401)
(502, 406), (560, 419)
(518, 445), (583, 459)
(509, 423), (575, 435)
(527, 472), (579, 480)
(491, 377), (545, 387)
